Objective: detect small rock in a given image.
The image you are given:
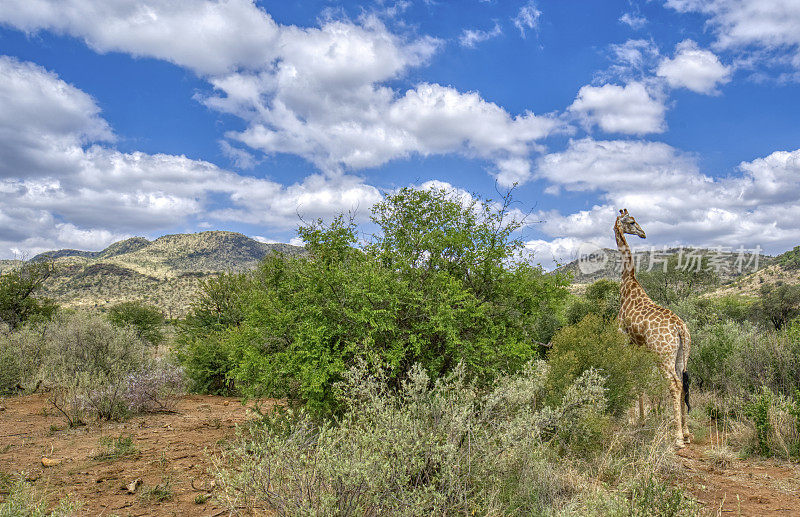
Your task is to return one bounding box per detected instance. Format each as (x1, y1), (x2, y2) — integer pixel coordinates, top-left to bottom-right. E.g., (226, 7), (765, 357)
(0, 405), (6, 411)
(223, 401), (229, 406)
(41, 457), (62, 467)
(126, 478), (142, 494)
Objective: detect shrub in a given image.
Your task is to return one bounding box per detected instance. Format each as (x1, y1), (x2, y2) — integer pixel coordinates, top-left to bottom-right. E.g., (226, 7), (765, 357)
(743, 387), (800, 459)
(0, 341), (22, 394)
(565, 279), (620, 325)
(123, 360), (184, 413)
(107, 301), (165, 345)
(0, 312), (183, 424)
(213, 361), (610, 516)
(546, 314), (662, 418)
(0, 260), (57, 330)
(181, 188), (569, 414)
(757, 282), (800, 330)
(689, 321), (747, 394)
(637, 254), (718, 308)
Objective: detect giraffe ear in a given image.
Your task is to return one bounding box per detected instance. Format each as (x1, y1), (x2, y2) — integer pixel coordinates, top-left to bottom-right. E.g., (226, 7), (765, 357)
(623, 208), (629, 214)
(619, 209), (624, 215)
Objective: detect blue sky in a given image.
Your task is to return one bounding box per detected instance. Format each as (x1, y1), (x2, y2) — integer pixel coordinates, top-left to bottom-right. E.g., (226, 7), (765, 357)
(0, 0), (799, 265)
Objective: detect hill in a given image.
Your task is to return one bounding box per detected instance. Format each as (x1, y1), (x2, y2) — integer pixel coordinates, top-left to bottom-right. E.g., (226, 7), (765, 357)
(555, 246), (774, 287)
(28, 231), (304, 317)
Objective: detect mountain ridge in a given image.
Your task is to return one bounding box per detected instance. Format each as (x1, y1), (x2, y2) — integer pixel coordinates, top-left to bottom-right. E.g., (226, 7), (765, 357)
(29, 231), (304, 317)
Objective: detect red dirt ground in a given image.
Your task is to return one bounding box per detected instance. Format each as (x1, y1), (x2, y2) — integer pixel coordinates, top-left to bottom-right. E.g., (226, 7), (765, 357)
(2, 393), (799, 516)
(0, 393), (271, 516)
(677, 431), (800, 515)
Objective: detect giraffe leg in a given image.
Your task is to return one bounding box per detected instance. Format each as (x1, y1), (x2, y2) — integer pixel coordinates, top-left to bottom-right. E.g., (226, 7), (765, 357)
(668, 378), (685, 448)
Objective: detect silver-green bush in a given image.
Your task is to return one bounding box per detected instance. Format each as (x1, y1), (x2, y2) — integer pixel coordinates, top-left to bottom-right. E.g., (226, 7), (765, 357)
(0, 312), (182, 424)
(213, 362), (698, 516)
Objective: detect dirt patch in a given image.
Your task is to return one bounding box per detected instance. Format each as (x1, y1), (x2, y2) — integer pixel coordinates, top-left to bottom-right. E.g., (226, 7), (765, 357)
(0, 393), (270, 516)
(3, 392), (799, 516)
(677, 433), (800, 515)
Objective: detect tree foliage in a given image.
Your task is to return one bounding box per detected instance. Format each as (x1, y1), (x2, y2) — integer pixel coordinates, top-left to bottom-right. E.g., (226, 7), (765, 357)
(758, 282), (800, 331)
(565, 279), (620, 325)
(636, 254), (718, 308)
(0, 260), (57, 330)
(108, 301), (165, 345)
(179, 188), (569, 414)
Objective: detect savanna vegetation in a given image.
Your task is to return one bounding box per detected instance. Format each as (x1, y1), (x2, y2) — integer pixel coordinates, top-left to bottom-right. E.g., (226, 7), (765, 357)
(3, 186), (800, 515)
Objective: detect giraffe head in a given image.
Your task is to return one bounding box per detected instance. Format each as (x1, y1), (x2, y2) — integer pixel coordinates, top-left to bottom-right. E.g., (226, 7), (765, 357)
(616, 208), (646, 238)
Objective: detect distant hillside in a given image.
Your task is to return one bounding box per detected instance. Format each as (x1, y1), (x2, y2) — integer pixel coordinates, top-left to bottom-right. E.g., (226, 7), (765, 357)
(555, 247), (774, 287)
(710, 246), (800, 298)
(27, 231), (304, 317)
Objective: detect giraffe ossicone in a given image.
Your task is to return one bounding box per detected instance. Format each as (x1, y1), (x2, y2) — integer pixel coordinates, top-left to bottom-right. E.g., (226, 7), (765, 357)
(614, 208), (692, 449)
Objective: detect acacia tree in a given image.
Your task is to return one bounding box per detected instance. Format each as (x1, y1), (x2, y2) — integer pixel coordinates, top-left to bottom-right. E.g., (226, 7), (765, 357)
(180, 187), (570, 413)
(637, 254), (718, 307)
(758, 282), (800, 330)
(0, 260), (56, 330)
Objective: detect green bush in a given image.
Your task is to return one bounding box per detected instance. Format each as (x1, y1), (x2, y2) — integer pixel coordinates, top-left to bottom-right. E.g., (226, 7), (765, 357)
(757, 282), (800, 330)
(566, 279), (620, 325)
(689, 321), (746, 393)
(214, 361), (699, 516)
(546, 314), (661, 417)
(180, 188), (569, 414)
(108, 301), (165, 345)
(0, 312), (181, 424)
(743, 387), (800, 459)
(0, 260), (57, 330)
(777, 245), (800, 270)
(690, 319), (800, 398)
(213, 361), (606, 515)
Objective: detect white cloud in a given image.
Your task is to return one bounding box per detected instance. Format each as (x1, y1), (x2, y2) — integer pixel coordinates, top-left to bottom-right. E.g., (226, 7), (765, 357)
(459, 22), (502, 48)
(619, 12), (647, 29)
(666, 0), (800, 74)
(0, 2), (564, 186)
(657, 40), (731, 94)
(531, 138), (800, 256)
(0, 55), (382, 257)
(513, 1), (541, 38)
(0, 0), (280, 75)
(569, 82), (666, 135)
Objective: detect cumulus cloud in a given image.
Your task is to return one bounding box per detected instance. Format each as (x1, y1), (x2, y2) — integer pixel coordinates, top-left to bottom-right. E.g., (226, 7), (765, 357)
(530, 138), (800, 259)
(459, 22), (502, 48)
(0, 0), (279, 75)
(569, 82), (666, 135)
(0, 55), (381, 257)
(657, 40), (731, 94)
(666, 0), (800, 75)
(0, 2), (561, 186)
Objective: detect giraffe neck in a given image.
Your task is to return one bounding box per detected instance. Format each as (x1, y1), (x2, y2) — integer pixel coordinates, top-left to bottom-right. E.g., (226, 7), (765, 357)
(615, 223), (636, 282)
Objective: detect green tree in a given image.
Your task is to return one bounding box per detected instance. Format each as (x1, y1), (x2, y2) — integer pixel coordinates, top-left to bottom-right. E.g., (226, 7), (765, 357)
(758, 282), (800, 330)
(179, 188), (570, 413)
(565, 279), (620, 325)
(547, 314), (661, 417)
(637, 253), (718, 307)
(108, 301), (165, 345)
(0, 260), (57, 330)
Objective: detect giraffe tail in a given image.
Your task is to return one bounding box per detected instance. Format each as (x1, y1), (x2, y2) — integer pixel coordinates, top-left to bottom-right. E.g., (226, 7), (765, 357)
(676, 329), (690, 413)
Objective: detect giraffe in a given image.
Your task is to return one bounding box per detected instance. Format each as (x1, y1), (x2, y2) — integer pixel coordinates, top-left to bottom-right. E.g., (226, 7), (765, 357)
(614, 209), (692, 448)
